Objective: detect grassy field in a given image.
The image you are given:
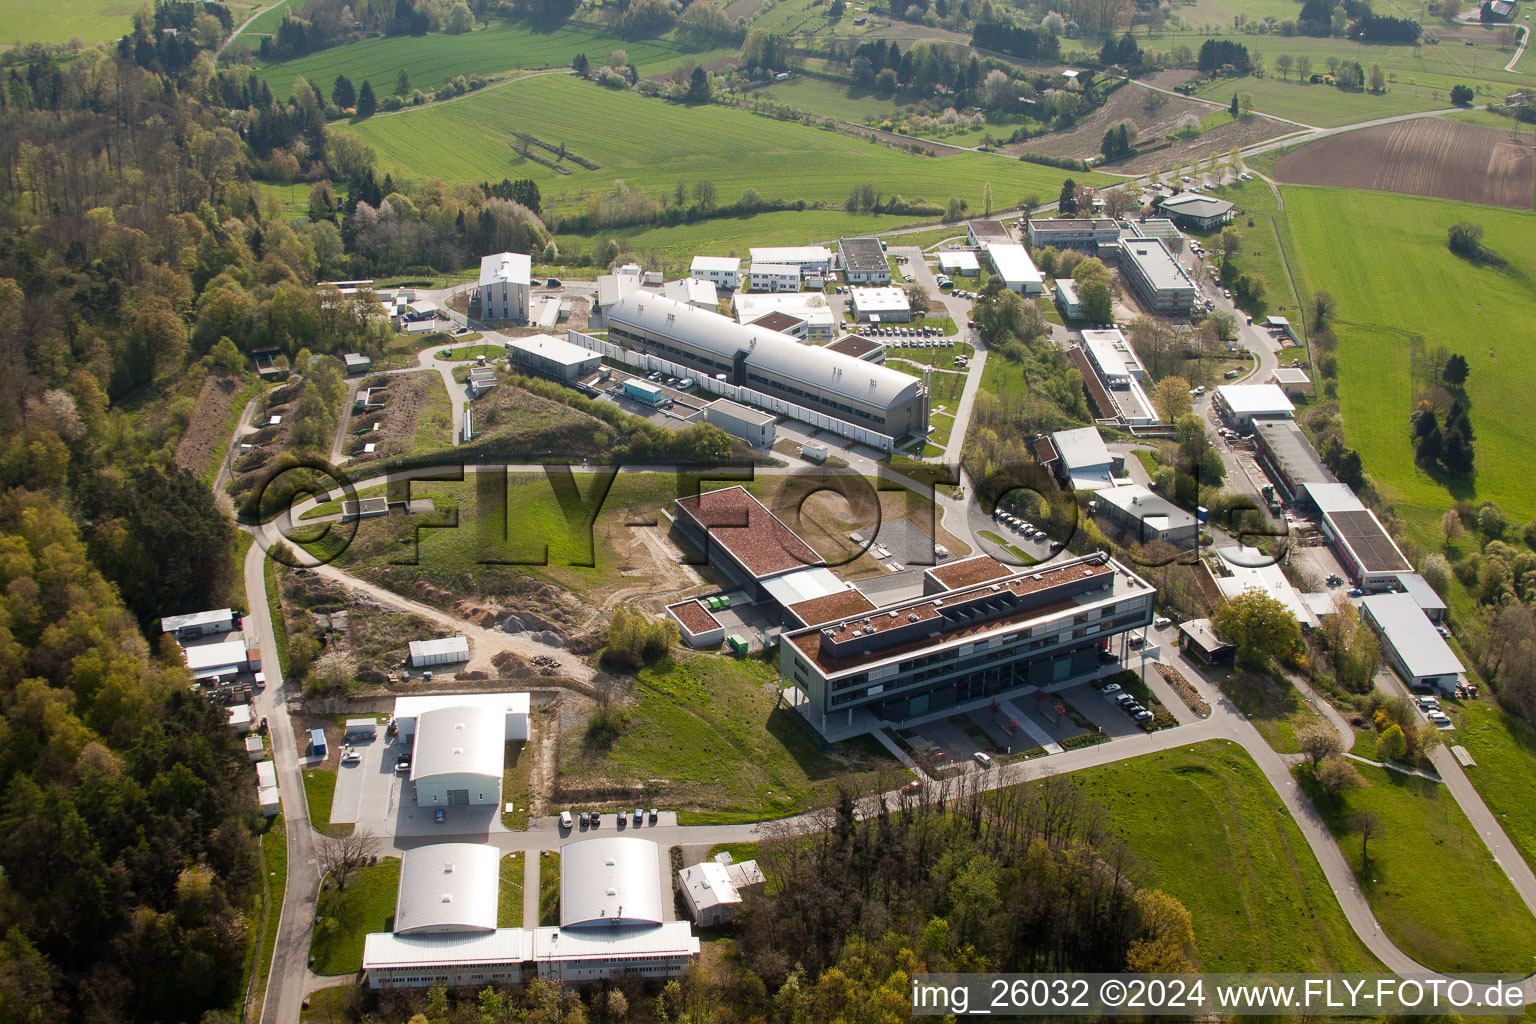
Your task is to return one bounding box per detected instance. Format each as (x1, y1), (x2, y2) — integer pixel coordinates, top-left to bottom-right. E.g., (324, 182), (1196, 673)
(1298, 761), (1536, 973)
(1452, 699), (1536, 874)
(437, 342), (498, 360)
(562, 653), (901, 823)
(0, 0), (149, 46)
(1180, 176), (1306, 326)
(340, 73), (1110, 208)
(1067, 742), (1381, 971)
(309, 858), (400, 975)
(240, 0), (305, 41)
(538, 850), (560, 926)
(245, 814), (288, 1023)
(1196, 75), (1445, 128)
(257, 20), (730, 100)
(302, 764), (350, 837)
(1213, 671), (1328, 753)
(499, 852), (525, 928)
(1280, 186), (1536, 534)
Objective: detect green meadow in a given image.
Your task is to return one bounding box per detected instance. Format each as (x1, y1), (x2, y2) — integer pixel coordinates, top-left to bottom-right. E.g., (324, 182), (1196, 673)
(338, 73), (1110, 208)
(257, 19), (729, 100)
(1067, 742), (1381, 972)
(1280, 185), (1536, 537)
(0, 0), (145, 46)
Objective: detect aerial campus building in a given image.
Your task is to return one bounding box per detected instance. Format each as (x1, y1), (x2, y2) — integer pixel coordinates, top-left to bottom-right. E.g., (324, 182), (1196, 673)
(363, 838), (700, 989)
(779, 551), (1155, 732)
(690, 256), (741, 291)
(393, 693), (531, 808)
(479, 252), (531, 322)
(1117, 236), (1196, 314)
(504, 333), (604, 382)
(604, 293), (929, 441)
(1026, 218), (1121, 251)
(838, 236), (891, 285)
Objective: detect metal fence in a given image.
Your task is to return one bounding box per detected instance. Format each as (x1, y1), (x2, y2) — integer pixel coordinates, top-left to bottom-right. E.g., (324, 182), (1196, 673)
(565, 329), (896, 452)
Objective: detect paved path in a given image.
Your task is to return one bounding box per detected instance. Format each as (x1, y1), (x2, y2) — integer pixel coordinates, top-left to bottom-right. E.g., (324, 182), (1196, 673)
(216, 0), (288, 59)
(523, 852), (539, 929)
(1506, 24), (1529, 72)
(246, 540), (321, 1024)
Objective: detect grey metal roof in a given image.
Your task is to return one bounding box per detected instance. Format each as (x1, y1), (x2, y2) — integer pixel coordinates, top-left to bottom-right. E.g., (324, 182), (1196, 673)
(1119, 237), (1195, 291)
(839, 236), (887, 275)
(1052, 427), (1112, 471)
(161, 608), (234, 632)
(1394, 572), (1447, 613)
(479, 252), (530, 287)
(1161, 193), (1235, 218)
(560, 838), (665, 928)
(395, 843), (501, 934)
(607, 294), (923, 411)
(1361, 593), (1463, 678)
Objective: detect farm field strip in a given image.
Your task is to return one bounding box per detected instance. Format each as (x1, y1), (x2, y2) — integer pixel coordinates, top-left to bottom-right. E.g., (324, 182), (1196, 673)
(339, 73), (1110, 206)
(256, 20), (730, 99)
(0, 0), (141, 46)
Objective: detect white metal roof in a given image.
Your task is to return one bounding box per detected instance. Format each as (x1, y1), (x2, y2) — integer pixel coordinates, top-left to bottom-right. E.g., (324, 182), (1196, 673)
(748, 262), (802, 276)
(1361, 593), (1464, 679)
(749, 245), (831, 266)
(161, 608), (233, 632)
(408, 636), (471, 662)
(1216, 384), (1295, 418)
(395, 843), (501, 934)
(228, 704), (253, 727)
(479, 252), (530, 287)
(983, 243), (1043, 286)
(1161, 193), (1235, 218)
(705, 397), (775, 426)
(1214, 547), (1318, 629)
(1271, 367), (1311, 385)
(183, 638), (249, 675)
(505, 333), (600, 369)
(1082, 328), (1145, 381)
(1052, 427), (1113, 472)
(691, 255), (740, 274)
(938, 251), (979, 272)
(394, 692), (531, 723)
(364, 928), (533, 970)
(761, 566), (856, 608)
(679, 860), (741, 913)
(410, 705), (504, 783)
(1097, 483), (1196, 533)
(560, 837), (664, 928)
(1394, 572), (1447, 613)
(849, 286), (910, 314)
(607, 294), (923, 412)
(597, 271), (643, 308)
(733, 292), (836, 330)
(531, 922), (699, 962)
(662, 277), (718, 307)
(1304, 482), (1366, 514)
(256, 760), (277, 788)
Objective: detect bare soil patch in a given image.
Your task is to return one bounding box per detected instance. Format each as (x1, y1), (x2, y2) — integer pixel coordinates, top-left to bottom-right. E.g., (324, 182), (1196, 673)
(1273, 119), (1535, 209)
(1116, 112), (1294, 173)
(174, 371), (245, 478)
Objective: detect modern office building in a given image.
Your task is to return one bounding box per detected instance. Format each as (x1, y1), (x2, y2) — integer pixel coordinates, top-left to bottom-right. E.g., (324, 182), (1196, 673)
(982, 243), (1045, 296)
(1054, 278), (1083, 318)
(966, 219), (1013, 247)
(672, 486), (824, 602)
(848, 286), (912, 323)
(1117, 237), (1196, 314)
(605, 294), (929, 441)
(1026, 218), (1120, 250)
(1158, 192), (1235, 230)
(747, 263), (802, 293)
(1215, 384), (1295, 429)
(661, 276), (719, 310)
(504, 333), (603, 381)
(1093, 484), (1199, 547)
(478, 252), (531, 321)
(749, 246), (833, 274)
(780, 552), (1155, 731)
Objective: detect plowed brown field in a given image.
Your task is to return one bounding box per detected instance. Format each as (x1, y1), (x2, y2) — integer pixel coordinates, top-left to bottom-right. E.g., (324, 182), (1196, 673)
(1274, 119), (1534, 209)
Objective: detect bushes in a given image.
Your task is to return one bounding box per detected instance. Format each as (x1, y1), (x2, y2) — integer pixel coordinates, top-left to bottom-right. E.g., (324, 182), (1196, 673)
(584, 705), (629, 749)
(601, 607), (679, 670)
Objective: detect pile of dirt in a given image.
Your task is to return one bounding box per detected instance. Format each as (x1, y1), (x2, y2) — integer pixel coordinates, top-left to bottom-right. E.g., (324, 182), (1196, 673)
(347, 370), (450, 465)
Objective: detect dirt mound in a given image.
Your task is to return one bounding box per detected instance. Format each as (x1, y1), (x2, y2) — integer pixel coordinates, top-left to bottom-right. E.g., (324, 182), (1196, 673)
(174, 372), (245, 479)
(1273, 118), (1535, 209)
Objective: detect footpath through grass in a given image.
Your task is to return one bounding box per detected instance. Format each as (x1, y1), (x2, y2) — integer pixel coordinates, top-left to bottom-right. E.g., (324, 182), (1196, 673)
(242, 814), (288, 1023)
(1299, 760), (1536, 973)
(1069, 742), (1381, 972)
(1282, 186), (1536, 534)
(1452, 699), (1536, 875)
(309, 858), (400, 975)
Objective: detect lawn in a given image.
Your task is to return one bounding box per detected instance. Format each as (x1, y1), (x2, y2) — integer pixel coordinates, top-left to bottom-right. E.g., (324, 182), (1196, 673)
(1298, 760), (1536, 973)
(0, 0), (145, 46)
(1066, 742), (1381, 971)
(256, 19), (731, 100)
(1280, 186), (1536, 533)
(1180, 177), (1305, 326)
(302, 764), (350, 836)
(538, 850), (560, 927)
(706, 841), (760, 863)
(1214, 670), (1327, 754)
(309, 858), (401, 975)
(561, 653), (901, 823)
(502, 736), (534, 831)
(340, 73), (1111, 209)
(1452, 698), (1536, 875)
(245, 813), (288, 1023)
(1196, 75), (1444, 128)
(978, 529), (1040, 566)
(437, 342), (499, 360)
(499, 852), (525, 928)
(240, 0), (305, 41)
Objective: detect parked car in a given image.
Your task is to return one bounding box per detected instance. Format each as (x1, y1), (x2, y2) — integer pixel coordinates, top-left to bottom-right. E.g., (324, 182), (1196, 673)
(648, 808), (658, 823)
(634, 807), (645, 825)
(434, 808), (446, 824)
(545, 278), (562, 288)
(341, 748), (361, 765)
(1115, 693), (1137, 706)
(1134, 708), (1155, 722)
(560, 810), (573, 829)
(588, 812), (601, 828)
(395, 753), (412, 773)
(1153, 616), (1172, 629)
(578, 812), (589, 828)
(902, 780), (922, 794)
(1100, 682), (1122, 694)
(973, 751), (994, 768)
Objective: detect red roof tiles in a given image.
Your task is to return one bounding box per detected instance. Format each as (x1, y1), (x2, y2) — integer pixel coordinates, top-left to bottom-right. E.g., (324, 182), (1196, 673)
(674, 486), (824, 579)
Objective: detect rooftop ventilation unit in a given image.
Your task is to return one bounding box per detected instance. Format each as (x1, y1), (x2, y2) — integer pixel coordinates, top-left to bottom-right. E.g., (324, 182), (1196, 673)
(908, 613), (920, 622)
